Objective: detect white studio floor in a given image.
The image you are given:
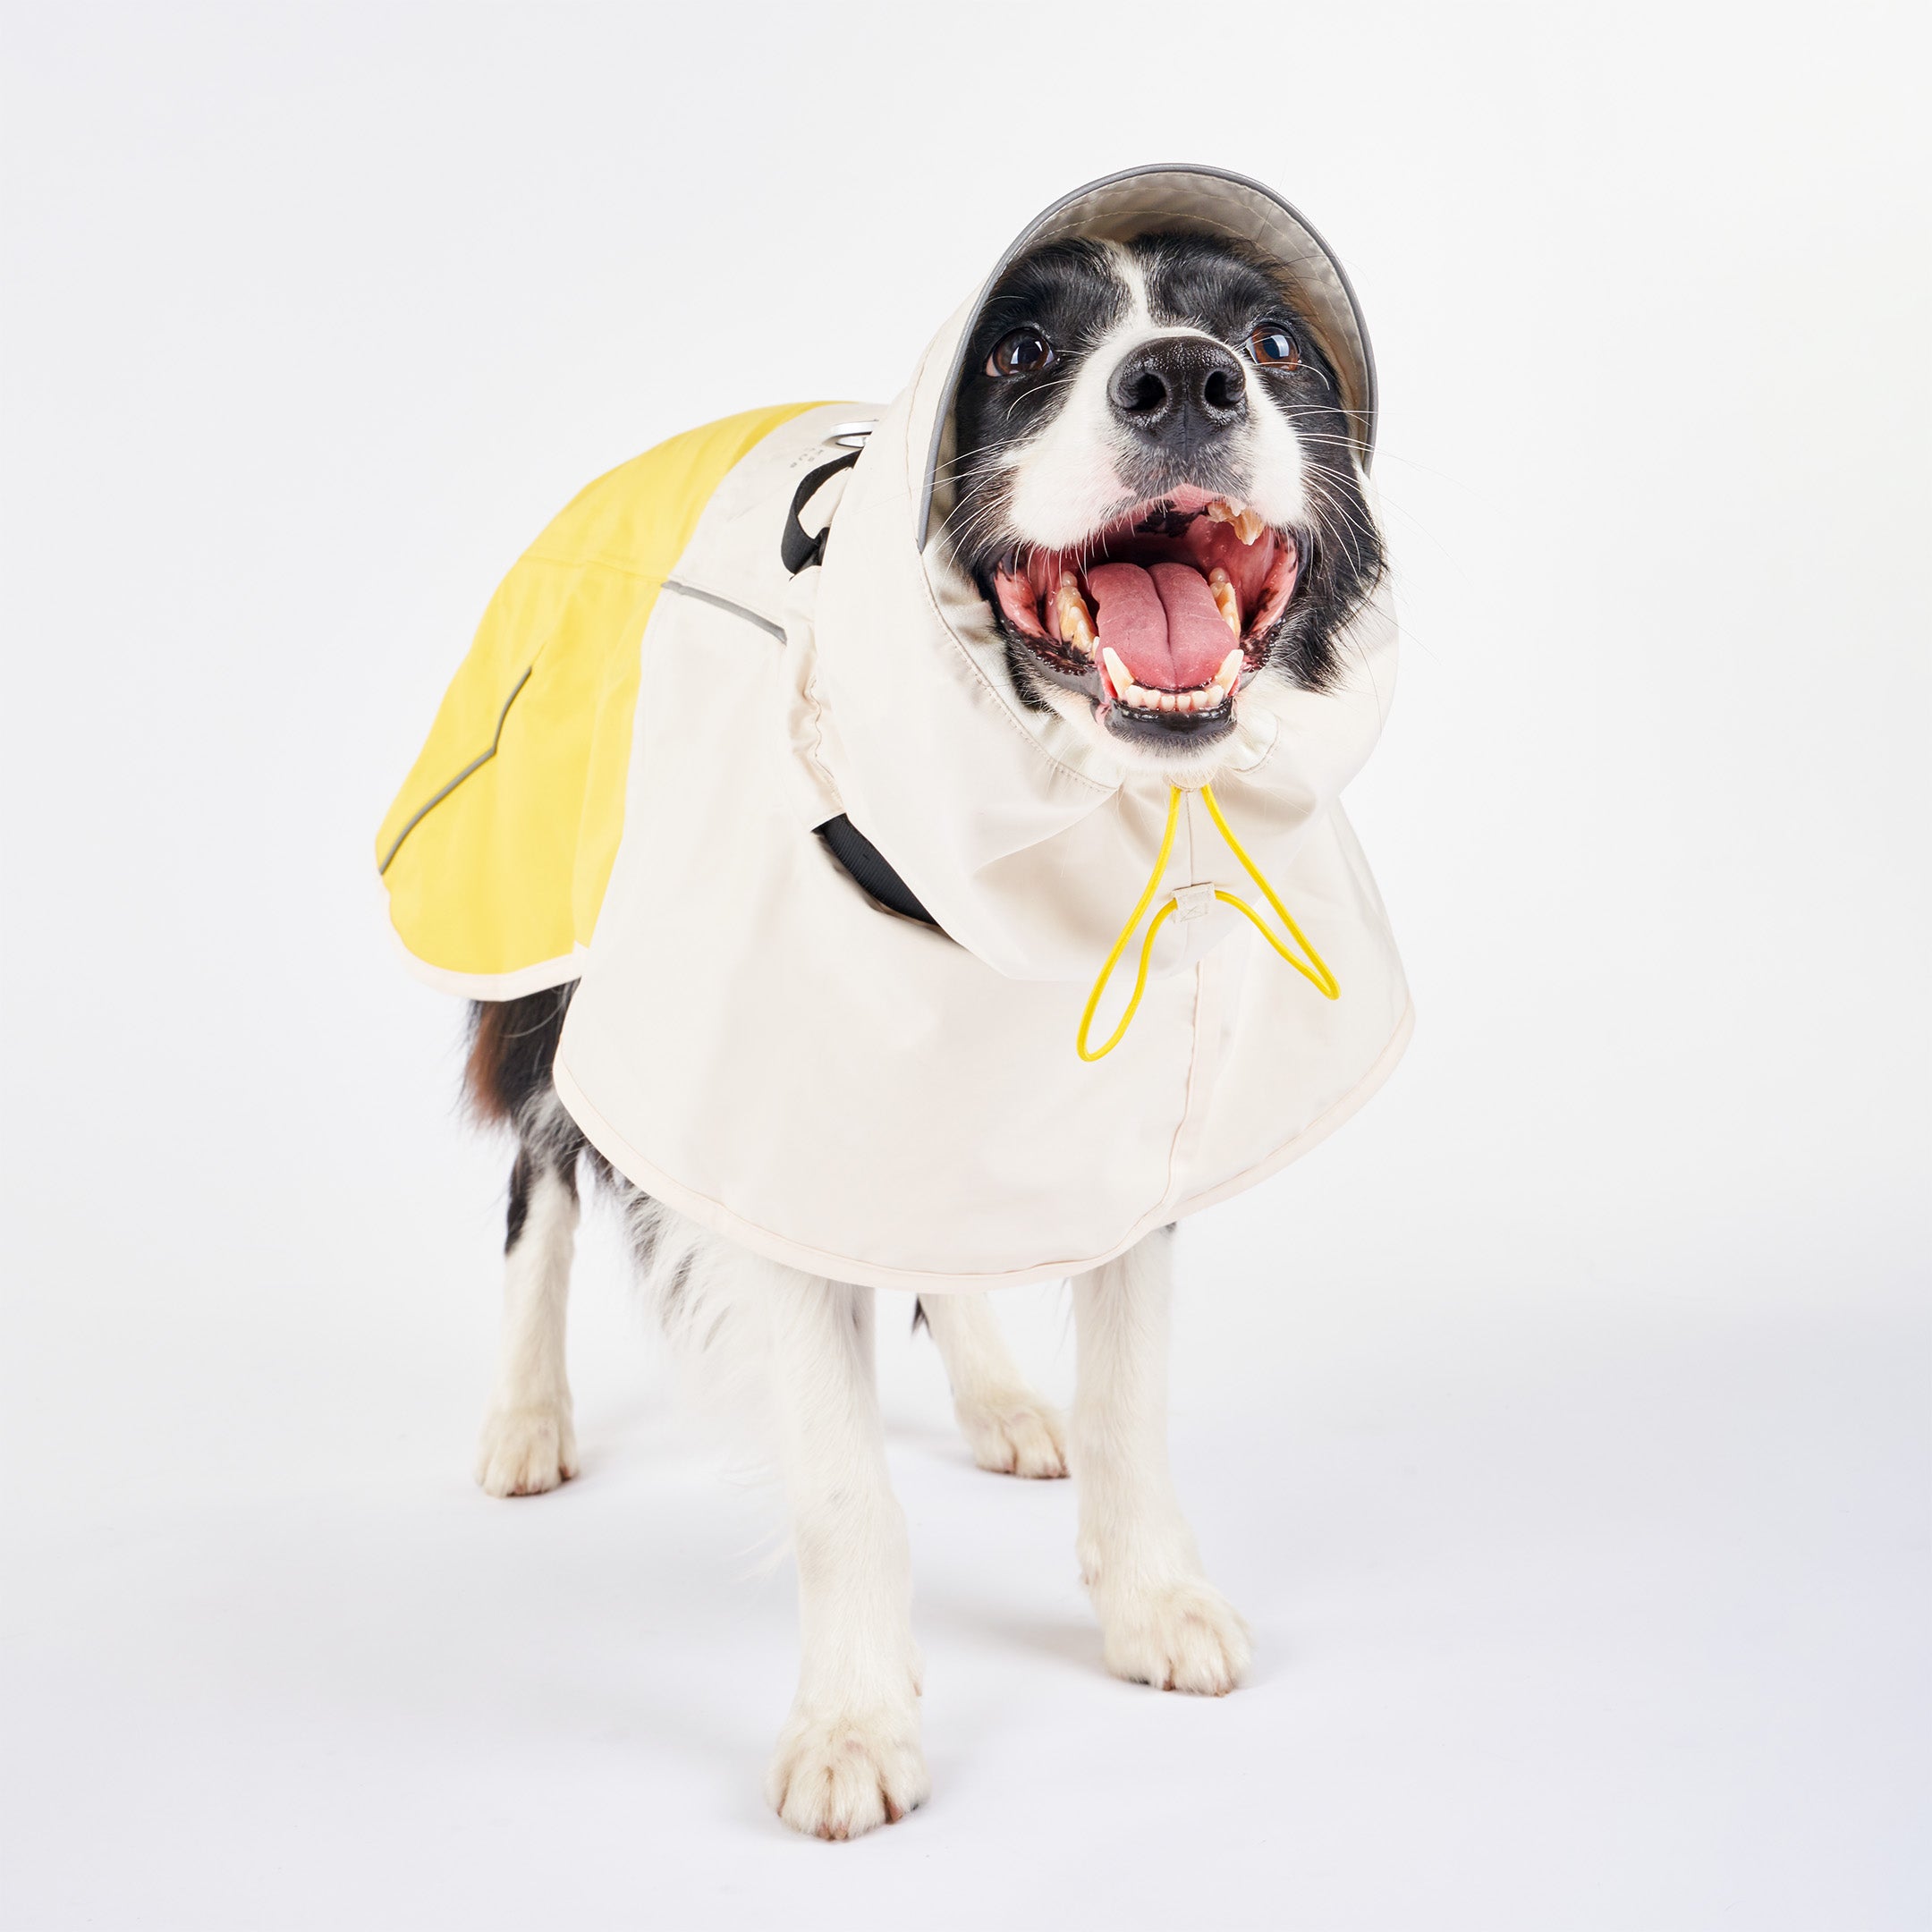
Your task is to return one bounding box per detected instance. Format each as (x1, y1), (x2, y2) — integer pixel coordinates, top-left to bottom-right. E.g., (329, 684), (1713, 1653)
(3, 1157), (1922, 1932)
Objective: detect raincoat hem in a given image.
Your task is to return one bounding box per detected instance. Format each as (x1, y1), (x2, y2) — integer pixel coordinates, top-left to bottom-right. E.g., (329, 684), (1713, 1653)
(386, 918), (585, 1002)
(551, 996), (1412, 1292)
(1166, 996), (1413, 1223)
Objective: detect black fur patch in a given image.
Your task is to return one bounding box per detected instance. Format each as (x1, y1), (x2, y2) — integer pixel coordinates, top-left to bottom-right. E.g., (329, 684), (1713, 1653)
(467, 986), (597, 1245)
(504, 1149), (533, 1253)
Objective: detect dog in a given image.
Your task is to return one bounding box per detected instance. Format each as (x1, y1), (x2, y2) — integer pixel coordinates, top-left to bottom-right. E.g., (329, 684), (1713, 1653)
(435, 199), (1392, 1840)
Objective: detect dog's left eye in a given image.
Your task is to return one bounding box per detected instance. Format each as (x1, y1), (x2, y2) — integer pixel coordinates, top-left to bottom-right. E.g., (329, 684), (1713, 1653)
(988, 328), (1056, 377)
(1246, 326), (1301, 369)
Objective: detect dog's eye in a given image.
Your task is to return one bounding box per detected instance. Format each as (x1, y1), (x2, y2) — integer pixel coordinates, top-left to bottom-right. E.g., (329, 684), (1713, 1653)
(988, 328), (1055, 377)
(1246, 326), (1301, 370)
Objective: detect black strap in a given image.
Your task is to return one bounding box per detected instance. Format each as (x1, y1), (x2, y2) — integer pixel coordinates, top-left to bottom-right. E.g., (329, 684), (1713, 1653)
(815, 816), (944, 929)
(780, 451), (861, 574)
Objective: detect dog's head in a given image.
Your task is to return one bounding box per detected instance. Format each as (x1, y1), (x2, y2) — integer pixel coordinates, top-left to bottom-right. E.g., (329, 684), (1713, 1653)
(942, 233), (1385, 777)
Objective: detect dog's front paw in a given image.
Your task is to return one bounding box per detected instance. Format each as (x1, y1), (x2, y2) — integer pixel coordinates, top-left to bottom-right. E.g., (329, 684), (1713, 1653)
(1097, 1577), (1251, 1695)
(767, 1704), (929, 1841)
(473, 1405), (579, 1497)
(954, 1391), (1069, 1479)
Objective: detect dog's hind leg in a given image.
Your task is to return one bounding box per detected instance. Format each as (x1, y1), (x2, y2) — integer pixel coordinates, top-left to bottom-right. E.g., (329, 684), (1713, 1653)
(765, 1270), (928, 1839)
(464, 989), (585, 1499)
(473, 1118), (581, 1496)
(913, 1293), (1067, 1479)
(1070, 1231), (1250, 1693)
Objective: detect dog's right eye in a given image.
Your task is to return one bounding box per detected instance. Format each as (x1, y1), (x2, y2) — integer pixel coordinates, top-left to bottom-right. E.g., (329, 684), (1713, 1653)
(987, 328), (1056, 377)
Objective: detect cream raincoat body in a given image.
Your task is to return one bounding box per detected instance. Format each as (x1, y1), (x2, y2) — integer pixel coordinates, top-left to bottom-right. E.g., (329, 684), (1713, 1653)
(378, 166), (1411, 1292)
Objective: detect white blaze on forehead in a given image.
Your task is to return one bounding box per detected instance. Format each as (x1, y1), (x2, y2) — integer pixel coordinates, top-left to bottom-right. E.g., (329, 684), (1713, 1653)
(998, 241), (1312, 551)
(1000, 243), (1148, 548)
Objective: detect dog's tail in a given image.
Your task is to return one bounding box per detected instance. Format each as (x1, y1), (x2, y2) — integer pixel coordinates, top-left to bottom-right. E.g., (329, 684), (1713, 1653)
(463, 987), (596, 1248)
(463, 985), (577, 1127)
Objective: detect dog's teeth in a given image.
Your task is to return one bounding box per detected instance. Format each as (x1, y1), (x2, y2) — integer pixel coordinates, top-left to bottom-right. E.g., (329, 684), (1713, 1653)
(1206, 499), (1267, 546)
(1216, 647), (1244, 692)
(1174, 691), (1196, 712)
(1055, 572), (1096, 655)
(1208, 566), (1240, 638)
(1102, 648), (1134, 702)
(1204, 682), (1228, 708)
(1157, 691), (1176, 711)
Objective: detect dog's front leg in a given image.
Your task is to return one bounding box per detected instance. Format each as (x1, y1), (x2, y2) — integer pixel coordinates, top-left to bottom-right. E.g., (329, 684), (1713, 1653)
(765, 1273), (928, 1839)
(916, 1292), (1068, 1478)
(1072, 1231), (1250, 1693)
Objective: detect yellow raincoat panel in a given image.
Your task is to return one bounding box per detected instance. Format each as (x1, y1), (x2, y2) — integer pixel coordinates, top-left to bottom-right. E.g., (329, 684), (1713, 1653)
(376, 402), (824, 988)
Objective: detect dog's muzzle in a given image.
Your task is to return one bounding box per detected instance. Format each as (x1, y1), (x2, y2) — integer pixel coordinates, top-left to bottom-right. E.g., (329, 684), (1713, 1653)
(988, 489), (1301, 741)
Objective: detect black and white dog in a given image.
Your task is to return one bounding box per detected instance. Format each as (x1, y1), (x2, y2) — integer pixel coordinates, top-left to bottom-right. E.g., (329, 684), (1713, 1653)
(464, 232), (1384, 1837)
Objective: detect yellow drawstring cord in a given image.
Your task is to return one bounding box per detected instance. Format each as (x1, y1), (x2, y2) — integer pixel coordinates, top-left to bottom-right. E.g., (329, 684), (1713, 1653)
(1075, 784), (1340, 1063)
(1074, 788), (1184, 1063)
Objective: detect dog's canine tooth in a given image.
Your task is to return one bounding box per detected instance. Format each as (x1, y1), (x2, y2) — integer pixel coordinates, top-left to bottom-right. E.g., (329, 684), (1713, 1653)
(1101, 648), (1134, 702)
(1206, 499), (1267, 547)
(1208, 566), (1240, 638)
(1216, 647), (1244, 692)
(1055, 572), (1096, 654)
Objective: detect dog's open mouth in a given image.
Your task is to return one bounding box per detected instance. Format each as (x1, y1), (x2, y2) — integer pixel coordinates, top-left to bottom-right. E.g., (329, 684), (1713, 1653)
(987, 487), (1300, 739)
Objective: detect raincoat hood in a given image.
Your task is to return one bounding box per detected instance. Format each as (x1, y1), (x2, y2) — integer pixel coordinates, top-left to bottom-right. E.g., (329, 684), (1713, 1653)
(377, 165), (1411, 1291)
(802, 165), (1392, 985)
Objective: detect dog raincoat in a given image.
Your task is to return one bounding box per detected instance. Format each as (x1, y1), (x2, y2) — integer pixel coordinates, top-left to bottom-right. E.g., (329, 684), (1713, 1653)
(378, 165), (1411, 1292)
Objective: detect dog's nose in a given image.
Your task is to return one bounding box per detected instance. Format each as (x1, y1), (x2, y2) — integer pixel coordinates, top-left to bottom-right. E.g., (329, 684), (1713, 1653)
(1106, 336), (1248, 449)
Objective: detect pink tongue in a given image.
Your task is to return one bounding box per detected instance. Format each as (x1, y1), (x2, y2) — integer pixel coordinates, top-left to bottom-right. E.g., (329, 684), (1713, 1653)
(1086, 562), (1230, 691)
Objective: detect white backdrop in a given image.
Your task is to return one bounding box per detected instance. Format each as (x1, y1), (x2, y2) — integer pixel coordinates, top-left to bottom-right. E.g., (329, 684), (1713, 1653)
(2, 4), (1926, 1927)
